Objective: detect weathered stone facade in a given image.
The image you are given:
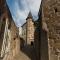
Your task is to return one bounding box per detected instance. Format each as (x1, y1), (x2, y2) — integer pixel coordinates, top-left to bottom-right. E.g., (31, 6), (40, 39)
(26, 12), (35, 45)
(21, 23), (27, 45)
(0, 0), (20, 60)
(22, 12), (35, 45)
(0, 0), (32, 60)
(41, 0), (60, 60)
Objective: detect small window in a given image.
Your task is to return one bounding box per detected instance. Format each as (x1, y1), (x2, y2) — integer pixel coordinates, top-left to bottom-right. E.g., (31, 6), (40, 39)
(3, 17), (6, 20)
(8, 22), (11, 29)
(31, 41), (34, 46)
(14, 38), (16, 40)
(8, 25), (10, 29)
(54, 8), (58, 13)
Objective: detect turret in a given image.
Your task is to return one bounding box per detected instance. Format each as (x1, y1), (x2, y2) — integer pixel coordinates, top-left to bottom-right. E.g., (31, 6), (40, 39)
(26, 11), (33, 20)
(26, 11), (34, 45)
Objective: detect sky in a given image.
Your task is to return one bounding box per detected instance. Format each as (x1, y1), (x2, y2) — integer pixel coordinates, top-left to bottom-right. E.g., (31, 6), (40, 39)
(6, 0), (41, 27)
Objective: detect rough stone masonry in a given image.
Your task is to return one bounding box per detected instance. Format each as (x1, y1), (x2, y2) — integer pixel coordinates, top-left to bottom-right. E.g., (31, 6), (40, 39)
(42, 0), (60, 60)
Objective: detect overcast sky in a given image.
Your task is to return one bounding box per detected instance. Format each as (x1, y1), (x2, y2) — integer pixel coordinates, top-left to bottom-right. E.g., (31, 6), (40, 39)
(7, 0), (41, 27)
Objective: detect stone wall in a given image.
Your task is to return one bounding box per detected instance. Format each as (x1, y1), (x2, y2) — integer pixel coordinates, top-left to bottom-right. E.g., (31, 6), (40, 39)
(42, 0), (60, 60)
(0, 15), (20, 60)
(0, 0), (20, 60)
(26, 18), (34, 45)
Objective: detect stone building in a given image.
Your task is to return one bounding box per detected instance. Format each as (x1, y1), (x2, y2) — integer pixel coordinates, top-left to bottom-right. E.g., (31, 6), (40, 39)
(0, 0), (20, 60)
(41, 0), (60, 60)
(22, 12), (35, 45)
(21, 11), (39, 60)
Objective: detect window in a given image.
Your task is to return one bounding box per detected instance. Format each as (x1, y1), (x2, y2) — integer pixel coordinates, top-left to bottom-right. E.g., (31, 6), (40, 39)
(14, 38), (16, 40)
(2, 17), (6, 26)
(3, 17), (5, 21)
(31, 41), (34, 46)
(54, 8), (58, 13)
(8, 25), (10, 29)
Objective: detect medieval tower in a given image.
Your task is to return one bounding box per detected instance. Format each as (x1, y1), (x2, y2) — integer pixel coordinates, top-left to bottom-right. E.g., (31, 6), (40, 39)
(26, 12), (34, 45)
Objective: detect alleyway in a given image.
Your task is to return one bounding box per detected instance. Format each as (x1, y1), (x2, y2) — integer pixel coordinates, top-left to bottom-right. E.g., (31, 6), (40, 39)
(12, 44), (37, 60)
(21, 44), (37, 60)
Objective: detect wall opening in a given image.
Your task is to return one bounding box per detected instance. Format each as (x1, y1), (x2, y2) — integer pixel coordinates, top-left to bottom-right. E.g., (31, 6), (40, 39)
(31, 41), (34, 46)
(54, 8), (58, 13)
(14, 38), (16, 40)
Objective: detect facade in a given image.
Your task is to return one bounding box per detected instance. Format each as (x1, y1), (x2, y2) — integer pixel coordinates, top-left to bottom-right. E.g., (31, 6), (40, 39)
(0, 0), (20, 60)
(21, 23), (26, 43)
(41, 0), (60, 60)
(0, 0), (40, 60)
(26, 12), (35, 45)
(22, 12), (36, 45)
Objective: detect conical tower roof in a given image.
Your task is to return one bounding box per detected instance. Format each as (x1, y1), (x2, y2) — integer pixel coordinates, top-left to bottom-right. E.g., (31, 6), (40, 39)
(26, 11), (33, 20)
